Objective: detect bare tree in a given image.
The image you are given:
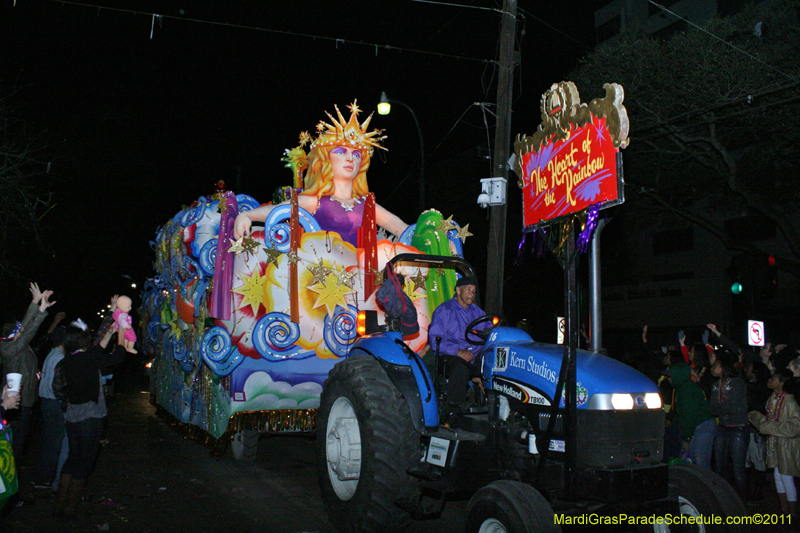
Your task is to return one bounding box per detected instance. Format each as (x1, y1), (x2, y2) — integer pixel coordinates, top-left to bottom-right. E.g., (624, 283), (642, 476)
(569, 0), (800, 278)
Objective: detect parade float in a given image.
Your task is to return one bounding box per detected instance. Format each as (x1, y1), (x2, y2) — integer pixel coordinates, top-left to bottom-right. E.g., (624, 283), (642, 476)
(140, 101), (471, 445)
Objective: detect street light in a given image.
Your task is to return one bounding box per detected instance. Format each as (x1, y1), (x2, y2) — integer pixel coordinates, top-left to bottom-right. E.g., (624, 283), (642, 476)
(378, 91), (425, 212)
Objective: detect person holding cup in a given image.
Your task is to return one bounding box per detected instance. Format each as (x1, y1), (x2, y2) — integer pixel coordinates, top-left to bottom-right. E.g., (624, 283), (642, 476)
(0, 282), (56, 458)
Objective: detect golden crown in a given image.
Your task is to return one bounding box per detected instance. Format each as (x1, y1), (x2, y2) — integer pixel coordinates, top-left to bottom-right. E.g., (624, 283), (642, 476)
(309, 100), (387, 156)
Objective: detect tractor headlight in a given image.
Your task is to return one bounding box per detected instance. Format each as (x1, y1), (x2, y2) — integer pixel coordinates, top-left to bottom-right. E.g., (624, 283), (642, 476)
(610, 393), (634, 410)
(645, 393), (662, 409)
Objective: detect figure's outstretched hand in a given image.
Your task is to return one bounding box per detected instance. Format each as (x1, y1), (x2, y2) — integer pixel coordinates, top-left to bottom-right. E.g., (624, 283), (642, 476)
(233, 213), (252, 240)
(110, 294), (119, 308)
(706, 324), (720, 336)
(53, 311), (66, 324)
(30, 282), (43, 303)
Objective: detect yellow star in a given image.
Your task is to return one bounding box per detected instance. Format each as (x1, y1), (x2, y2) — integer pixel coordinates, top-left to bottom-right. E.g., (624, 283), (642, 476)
(316, 122), (326, 132)
(307, 272), (355, 316)
(454, 223), (473, 243)
(286, 251), (300, 265)
(333, 265), (358, 288)
(307, 259), (332, 287)
(263, 245), (282, 267)
(299, 131), (311, 146)
(436, 215), (457, 234)
(410, 268), (428, 292)
(232, 269), (268, 314)
(403, 279), (427, 302)
(347, 102), (361, 116)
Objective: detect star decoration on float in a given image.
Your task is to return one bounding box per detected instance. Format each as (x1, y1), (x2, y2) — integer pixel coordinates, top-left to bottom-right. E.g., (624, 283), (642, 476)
(410, 268), (428, 292)
(347, 102), (361, 116)
(307, 271), (356, 317)
(299, 130), (311, 146)
(233, 269), (269, 314)
(263, 245), (282, 267)
(369, 268), (385, 287)
(453, 224), (473, 243)
(229, 236), (260, 256)
(436, 215), (457, 234)
(286, 251), (300, 265)
(403, 279), (426, 302)
(307, 259), (332, 287)
(333, 265), (358, 288)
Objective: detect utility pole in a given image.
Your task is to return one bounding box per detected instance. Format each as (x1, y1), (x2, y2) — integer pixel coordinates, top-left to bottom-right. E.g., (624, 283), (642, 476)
(484, 0), (517, 315)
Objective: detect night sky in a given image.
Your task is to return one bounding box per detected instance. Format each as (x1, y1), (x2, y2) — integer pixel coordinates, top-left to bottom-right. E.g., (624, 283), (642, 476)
(0, 0), (599, 332)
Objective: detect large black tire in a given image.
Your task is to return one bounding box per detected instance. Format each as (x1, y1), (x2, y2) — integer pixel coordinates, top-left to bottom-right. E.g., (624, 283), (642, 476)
(645, 464), (750, 533)
(230, 429), (259, 463)
(465, 480), (560, 533)
(317, 354), (421, 533)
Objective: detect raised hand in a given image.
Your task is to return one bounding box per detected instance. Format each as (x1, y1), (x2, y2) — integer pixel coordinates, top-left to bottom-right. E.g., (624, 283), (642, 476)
(30, 282), (43, 303)
(39, 291), (56, 312)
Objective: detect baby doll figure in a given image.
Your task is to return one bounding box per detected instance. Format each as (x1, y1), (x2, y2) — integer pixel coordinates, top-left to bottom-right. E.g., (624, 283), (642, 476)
(112, 295), (137, 354)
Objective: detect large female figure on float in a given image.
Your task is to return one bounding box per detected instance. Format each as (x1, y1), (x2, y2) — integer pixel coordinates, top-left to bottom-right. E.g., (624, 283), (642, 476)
(233, 102), (408, 246)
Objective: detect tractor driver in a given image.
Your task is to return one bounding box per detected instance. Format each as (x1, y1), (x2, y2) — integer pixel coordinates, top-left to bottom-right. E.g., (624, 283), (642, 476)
(428, 277), (489, 412)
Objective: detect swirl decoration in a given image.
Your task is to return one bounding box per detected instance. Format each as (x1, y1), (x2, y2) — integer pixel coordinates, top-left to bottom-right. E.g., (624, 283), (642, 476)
(397, 223), (416, 245)
(447, 222), (465, 257)
(324, 305), (358, 357)
(200, 326), (244, 377)
(179, 197), (207, 227)
(235, 194), (260, 213)
(264, 205), (320, 253)
(252, 313), (302, 360)
(146, 320), (162, 346)
(0, 434), (16, 489)
(182, 256), (204, 281)
(171, 334), (188, 362)
(198, 238), (218, 276)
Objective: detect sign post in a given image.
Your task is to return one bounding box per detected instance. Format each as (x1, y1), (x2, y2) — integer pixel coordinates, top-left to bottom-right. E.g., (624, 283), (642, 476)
(748, 320), (765, 347)
(514, 81), (629, 489)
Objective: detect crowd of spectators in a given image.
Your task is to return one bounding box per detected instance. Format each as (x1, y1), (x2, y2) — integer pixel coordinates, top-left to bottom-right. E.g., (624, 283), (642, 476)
(637, 323), (800, 520)
(0, 284), (132, 521)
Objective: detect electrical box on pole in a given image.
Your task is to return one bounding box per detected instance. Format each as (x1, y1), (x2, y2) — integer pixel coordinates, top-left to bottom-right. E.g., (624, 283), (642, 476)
(484, 0), (518, 316)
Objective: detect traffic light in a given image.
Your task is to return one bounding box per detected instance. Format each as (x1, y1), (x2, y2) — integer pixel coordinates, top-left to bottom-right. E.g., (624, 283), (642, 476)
(754, 254), (777, 300)
(727, 255), (748, 296)
(727, 254), (777, 300)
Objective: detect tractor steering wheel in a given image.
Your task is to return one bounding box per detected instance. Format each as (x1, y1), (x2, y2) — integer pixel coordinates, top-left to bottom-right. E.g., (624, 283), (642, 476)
(464, 315), (502, 346)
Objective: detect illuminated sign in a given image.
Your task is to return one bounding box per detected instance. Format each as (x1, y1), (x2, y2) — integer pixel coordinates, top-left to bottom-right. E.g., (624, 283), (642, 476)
(515, 82), (629, 230)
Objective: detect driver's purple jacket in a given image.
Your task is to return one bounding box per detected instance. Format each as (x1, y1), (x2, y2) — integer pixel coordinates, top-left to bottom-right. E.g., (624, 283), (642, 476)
(428, 296), (488, 357)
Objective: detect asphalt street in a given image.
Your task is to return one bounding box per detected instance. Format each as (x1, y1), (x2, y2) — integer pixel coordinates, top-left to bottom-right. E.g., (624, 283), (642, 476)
(0, 371), (788, 533)
(0, 373), (470, 533)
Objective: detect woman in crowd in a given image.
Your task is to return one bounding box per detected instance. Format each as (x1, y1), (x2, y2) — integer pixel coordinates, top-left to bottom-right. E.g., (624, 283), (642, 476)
(52, 321), (127, 518)
(749, 370), (800, 519)
(744, 360), (771, 501)
(708, 354), (748, 500)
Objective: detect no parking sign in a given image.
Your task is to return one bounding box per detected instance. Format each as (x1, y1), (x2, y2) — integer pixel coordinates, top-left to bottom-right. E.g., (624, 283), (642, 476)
(748, 320), (765, 347)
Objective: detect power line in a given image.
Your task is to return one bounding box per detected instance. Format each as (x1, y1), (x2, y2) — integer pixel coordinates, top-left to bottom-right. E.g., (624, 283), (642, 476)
(36, 0), (496, 65)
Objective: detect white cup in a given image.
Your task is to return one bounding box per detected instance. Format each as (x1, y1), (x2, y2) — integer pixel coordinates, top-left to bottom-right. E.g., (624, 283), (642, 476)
(6, 373), (22, 395)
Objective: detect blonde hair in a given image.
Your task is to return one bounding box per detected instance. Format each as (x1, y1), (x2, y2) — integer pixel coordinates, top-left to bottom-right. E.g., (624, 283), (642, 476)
(301, 145), (371, 199)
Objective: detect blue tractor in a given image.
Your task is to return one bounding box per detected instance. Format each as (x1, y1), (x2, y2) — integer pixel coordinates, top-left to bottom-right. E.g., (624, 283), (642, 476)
(317, 254), (748, 533)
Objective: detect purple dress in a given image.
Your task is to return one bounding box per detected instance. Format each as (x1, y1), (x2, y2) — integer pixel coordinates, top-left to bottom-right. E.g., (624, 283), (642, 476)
(313, 196), (365, 247)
